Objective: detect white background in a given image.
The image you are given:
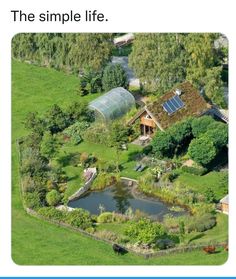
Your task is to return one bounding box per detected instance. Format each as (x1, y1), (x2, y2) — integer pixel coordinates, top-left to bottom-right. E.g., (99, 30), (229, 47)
(0, 0), (235, 276)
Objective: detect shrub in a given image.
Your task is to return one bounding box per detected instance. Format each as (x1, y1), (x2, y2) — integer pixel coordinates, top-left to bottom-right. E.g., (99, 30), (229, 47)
(152, 132), (175, 158)
(92, 172), (119, 190)
(181, 165), (207, 176)
(65, 208), (93, 229)
(156, 238), (175, 250)
(125, 218), (166, 245)
(207, 122), (228, 149)
(46, 189), (61, 206)
(97, 212), (114, 223)
(191, 116), (215, 138)
(142, 145), (153, 155)
(188, 135), (217, 165)
(187, 213), (216, 233)
(37, 207), (67, 221)
(24, 192), (41, 209)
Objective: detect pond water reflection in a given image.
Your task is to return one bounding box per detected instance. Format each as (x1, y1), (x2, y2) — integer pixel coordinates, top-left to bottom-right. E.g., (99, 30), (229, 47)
(68, 182), (187, 220)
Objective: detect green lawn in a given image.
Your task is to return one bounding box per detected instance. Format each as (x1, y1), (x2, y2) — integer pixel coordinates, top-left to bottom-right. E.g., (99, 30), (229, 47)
(175, 171), (227, 200)
(12, 60), (228, 265)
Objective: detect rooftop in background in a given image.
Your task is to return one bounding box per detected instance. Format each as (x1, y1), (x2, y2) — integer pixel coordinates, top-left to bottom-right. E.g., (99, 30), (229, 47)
(113, 33), (134, 47)
(89, 87), (135, 122)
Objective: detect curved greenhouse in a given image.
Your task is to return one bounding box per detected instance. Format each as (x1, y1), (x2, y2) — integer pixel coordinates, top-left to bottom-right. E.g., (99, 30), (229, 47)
(89, 87), (135, 121)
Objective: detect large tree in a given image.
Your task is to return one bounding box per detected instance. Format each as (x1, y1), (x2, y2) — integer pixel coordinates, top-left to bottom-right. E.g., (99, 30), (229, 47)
(188, 135), (217, 165)
(40, 131), (59, 160)
(129, 33), (187, 93)
(102, 64), (128, 92)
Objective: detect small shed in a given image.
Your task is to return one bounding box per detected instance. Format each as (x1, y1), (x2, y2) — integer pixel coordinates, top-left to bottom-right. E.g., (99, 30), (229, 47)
(89, 87), (135, 122)
(220, 194), (229, 214)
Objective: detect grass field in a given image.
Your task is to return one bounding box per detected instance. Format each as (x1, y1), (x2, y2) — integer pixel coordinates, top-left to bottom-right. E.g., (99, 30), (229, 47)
(175, 171), (227, 201)
(12, 60), (228, 265)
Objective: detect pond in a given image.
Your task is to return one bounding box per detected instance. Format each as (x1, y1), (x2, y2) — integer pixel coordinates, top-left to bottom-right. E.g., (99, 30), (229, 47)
(68, 182), (188, 220)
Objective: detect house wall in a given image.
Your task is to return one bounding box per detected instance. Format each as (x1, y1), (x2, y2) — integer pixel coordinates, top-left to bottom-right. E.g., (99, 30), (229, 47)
(140, 112), (156, 128)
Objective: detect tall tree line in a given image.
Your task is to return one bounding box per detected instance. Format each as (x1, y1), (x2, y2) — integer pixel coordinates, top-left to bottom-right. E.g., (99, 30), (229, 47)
(12, 33), (114, 73)
(129, 33), (227, 107)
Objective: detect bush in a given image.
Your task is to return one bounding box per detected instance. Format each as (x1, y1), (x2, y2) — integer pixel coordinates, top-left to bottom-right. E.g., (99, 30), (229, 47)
(92, 172), (119, 190)
(37, 206), (67, 221)
(188, 135), (217, 165)
(156, 238), (175, 250)
(207, 122), (228, 149)
(142, 145), (153, 155)
(187, 214), (216, 233)
(191, 116), (215, 138)
(125, 218), (166, 245)
(24, 192), (41, 209)
(152, 132), (175, 158)
(46, 190), (61, 206)
(181, 165), (207, 176)
(97, 212), (114, 223)
(65, 208), (93, 229)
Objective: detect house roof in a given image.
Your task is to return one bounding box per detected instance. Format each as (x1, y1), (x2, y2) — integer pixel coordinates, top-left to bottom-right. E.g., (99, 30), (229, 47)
(129, 82), (210, 129)
(220, 194), (229, 204)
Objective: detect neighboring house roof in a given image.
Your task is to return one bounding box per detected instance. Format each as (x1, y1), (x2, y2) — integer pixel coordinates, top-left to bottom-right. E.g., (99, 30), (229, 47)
(129, 82), (210, 129)
(113, 33), (134, 46)
(220, 194), (229, 204)
(89, 87), (135, 121)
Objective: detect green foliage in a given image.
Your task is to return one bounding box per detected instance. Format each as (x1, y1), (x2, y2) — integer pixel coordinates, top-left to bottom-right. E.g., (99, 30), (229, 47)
(187, 214), (216, 233)
(46, 189), (61, 206)
(24, 192), (41, 209)
(83, 123), (111, 146)
(152, 132), (175, 158)
(204, 67), (226, 108)
(63, 121), (90, 144)
(97, 212), (114, 223)
(37, 206), (67, 221)
(40, 131), (59, 159)
(24, 112), (45, 135)
(78, 69), (102, 95)
(191, 116), (215, 138)
(91, 172), (118, 190)
(129, 34), (186, 93)
(102, 64), (128, 92)
(64, 208), (93, 229)
(45, 104), (68, 134)
(181, 165), (207, 176)
(188, 135), (217, 165)
(169, 118), (193, 145)
(207, 122), (228, 149)
(12, 33), (114, 73)
(125, 218), (166, 245)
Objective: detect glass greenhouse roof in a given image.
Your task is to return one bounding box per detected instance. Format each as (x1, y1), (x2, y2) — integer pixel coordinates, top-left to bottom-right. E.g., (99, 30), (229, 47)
(89, 87), (135, 121)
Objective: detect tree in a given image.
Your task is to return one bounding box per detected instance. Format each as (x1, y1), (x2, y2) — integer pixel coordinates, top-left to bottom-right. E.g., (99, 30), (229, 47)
(152, 132), (175, 158)
(188, 135), (217, 165)
(109, 121), (129, 172)
(78, 68), (102, 95)
(129, 33), (187, 93)
(40, 131), (59, 160)
(102, 64), (128, 92)
(184, 33), (218, 87)
(46, 189), (61, 206)
(191, 116), (215, 138)
(45, 104), (68, 133)
(207, 122), (228, 149)
(24, 112), (45, 135)
(204, 66), (226, 108)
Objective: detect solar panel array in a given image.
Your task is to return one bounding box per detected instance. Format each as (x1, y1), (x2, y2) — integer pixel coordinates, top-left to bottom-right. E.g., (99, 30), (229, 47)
(162, 95), (184, 115)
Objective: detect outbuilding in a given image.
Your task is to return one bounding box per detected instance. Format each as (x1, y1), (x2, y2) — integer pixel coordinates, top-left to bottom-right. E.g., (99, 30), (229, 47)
(220, 194), (229, 214)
